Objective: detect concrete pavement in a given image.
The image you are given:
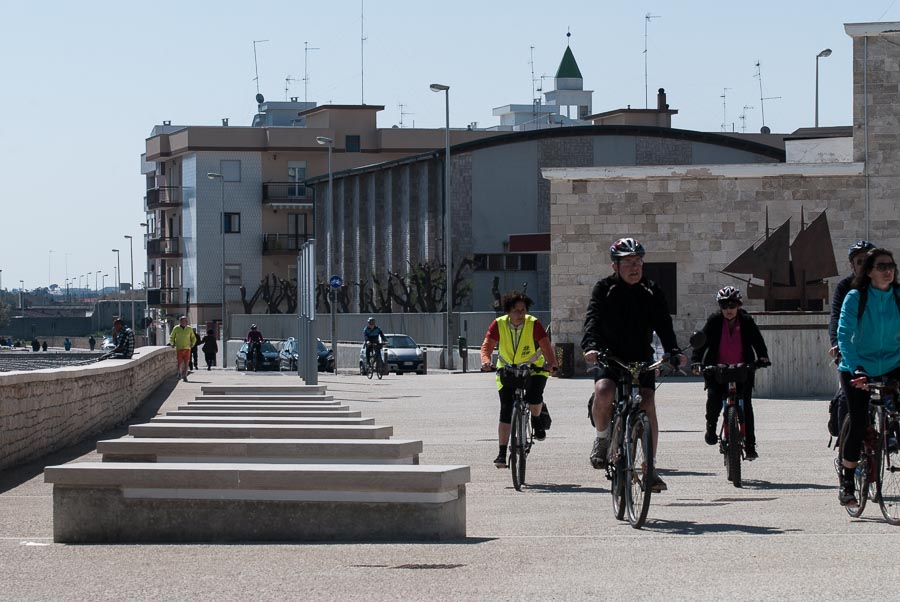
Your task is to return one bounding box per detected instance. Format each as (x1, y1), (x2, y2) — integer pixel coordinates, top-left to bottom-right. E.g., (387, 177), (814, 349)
(1, 368), (896, 600)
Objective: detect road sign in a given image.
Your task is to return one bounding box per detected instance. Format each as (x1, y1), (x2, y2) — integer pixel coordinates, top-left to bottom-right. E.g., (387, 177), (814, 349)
(329, 275), (343, 289)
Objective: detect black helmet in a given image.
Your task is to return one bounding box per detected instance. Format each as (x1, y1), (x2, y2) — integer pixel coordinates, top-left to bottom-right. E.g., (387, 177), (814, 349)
(716, 286), (743, 305)
(609, 237), (646, 261)
(848, 240), (875, 259)
(250, 323), (257, 329)
(367, 317), (375, 323)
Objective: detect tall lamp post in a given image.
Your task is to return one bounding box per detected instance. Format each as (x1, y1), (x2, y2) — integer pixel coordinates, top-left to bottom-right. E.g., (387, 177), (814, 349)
(19, 280), (24, 310)
(207, 172), (227, 368)
(86, 272), (92, 301)
(140, 222), (150, 338)
(815, 48), (832, 128)
(430, 82), (453, 370)
(112, 249), (121, 319)
(79, 275), (84, 302)
(315, 136), (336, 370)
(124, 235), (135, 330)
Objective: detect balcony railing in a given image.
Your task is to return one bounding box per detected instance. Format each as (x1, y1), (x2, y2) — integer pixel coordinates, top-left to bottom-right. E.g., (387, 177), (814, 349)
(146, 186), (182, 210)
(157, 287), (184, 306)
(262, 182), (316, 204)
(147, 237), (181, 259)
(263, 233), (312, 254)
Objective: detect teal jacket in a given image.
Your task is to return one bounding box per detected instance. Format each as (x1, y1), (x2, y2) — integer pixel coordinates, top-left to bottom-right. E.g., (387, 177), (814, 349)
(837, 284), (900, 376)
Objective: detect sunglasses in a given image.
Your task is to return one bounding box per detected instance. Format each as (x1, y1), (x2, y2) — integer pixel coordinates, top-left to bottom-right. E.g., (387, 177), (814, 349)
(719, 302), (741, 309)
(874, 262), (897, 272)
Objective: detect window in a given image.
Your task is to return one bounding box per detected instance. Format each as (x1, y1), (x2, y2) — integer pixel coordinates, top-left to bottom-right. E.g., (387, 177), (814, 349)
(642, 262), (677, 315)
(472, 253), (539, 271)
(224, 212), (241, 233)
(221, 160), (241, 182)
(345, 135), (361, 153)
(224, 263), (242, 285)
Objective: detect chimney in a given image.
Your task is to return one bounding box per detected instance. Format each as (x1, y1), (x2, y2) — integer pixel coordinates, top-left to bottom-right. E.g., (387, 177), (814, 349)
(657, 88), (668, 111)
(222, 118), (229, 127)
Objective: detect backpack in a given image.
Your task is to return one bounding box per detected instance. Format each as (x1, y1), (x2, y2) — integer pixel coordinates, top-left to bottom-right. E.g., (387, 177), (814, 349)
(827, 388), (847, 444)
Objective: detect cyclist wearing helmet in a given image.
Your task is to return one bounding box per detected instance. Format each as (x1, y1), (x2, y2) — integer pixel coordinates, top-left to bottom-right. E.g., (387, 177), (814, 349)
(582, 237), (685, 492)
(363, 317), (387, 375)
(245, 323), (264, 344)
(829, 240), (876, 357)
(691, 286), (770, 460)
(245, 323), (265, 369)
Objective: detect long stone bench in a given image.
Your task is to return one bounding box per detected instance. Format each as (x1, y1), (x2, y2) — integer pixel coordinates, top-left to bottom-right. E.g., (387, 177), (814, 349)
(44, 462), (469, 542)
(195, 395), (336, 402)
(189, 399), (340, 406)
(170, 409), (361, 418)
(129, 423), (393, 439)
(178, 404), (350, 412)
(97, 437), (423, 464)
(201, 385), (327, 395)
(149, 416), (375, 426)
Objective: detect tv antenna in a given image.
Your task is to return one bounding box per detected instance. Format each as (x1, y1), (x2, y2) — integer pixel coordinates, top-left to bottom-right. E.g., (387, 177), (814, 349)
(754, 60), (782, 132)
(360, 0), (367, 104)
(252, 39), (269, 95)
(303, 42), (320, 103)
(739, 105), (754, 133)
(644, 13), (661, 109)
(284, 76), (300, 100)
(720, 88), (731, 132)
(398, 103), (414, 128)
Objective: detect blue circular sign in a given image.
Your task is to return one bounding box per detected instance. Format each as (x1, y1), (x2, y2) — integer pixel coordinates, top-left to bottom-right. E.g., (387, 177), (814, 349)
(329, 275), (343, 289)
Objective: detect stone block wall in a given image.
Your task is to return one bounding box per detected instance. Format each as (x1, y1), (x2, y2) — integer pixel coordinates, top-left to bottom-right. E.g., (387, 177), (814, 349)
(0, 346), (173, 470)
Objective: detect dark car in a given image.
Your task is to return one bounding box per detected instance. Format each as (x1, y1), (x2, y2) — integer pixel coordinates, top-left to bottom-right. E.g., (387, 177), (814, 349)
(235, 341), (280, 371)
(358, 333), (426, 375)
(280, 337), (334, 372)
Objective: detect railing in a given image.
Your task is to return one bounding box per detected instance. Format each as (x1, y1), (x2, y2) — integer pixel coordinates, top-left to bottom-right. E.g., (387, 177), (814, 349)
(263, 233), (312, 254)
(147, 237), (181, 258)
(146, 187), (182, 210)
(159, 287), (184, 306)
(262, 182), (316, 204)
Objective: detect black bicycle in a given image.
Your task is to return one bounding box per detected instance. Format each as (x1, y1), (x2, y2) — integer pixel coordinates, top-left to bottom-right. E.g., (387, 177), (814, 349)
(497, 363), (544, 491)
(836, 378), (900, 524)
(703, 360), (769, 488)
(364, 341), (384, 380)
(594, 353), (671, 528)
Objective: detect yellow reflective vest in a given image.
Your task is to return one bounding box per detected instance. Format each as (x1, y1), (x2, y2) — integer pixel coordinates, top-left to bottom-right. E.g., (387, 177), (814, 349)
(495, 314), (548, 390)
(169, 325), (197, 350)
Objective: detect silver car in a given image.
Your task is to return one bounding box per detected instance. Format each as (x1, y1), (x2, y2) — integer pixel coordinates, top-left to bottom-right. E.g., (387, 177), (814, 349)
(359, 333), (426, 375)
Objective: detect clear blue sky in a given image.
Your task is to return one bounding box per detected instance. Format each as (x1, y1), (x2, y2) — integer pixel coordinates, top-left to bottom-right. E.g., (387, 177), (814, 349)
(1, 0), (897, 291)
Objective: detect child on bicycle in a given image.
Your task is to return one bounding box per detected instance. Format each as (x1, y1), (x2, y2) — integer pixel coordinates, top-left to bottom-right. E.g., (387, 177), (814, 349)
(480, 291), (558, 468)
(691, 286), (770, 460)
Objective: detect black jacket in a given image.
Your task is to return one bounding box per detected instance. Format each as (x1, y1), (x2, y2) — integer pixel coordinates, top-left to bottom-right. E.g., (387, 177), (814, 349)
(581, 275), (679, 362)
(829, 273), (854, 347)
(691, 310), (769, 367)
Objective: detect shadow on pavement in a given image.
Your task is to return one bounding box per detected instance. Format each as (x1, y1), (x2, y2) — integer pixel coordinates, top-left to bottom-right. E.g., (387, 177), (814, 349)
(658, 468), (716, 477)
(0, 377), (177, 494)
(741, 479), (834, 491)
(643, 519), (802, 535)
(520, 483), (608, 494)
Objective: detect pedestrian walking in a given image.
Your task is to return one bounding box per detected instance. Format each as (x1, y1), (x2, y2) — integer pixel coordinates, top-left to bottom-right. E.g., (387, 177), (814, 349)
(201, 329), (218, 370)
(88, 335), (96, 351)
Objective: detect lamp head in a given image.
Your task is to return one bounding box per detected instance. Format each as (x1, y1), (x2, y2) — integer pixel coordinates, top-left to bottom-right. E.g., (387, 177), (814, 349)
(124, 235), (132, 240)
(430, 83), (449, 92)
(316, 136), (333, 145)
(112, 249), (119, 252)
(207, 172), (222, 180)
(817, 48), (832, 58)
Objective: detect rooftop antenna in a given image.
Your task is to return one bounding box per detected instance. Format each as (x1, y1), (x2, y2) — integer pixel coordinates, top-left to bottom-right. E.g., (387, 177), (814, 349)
(252, 39), (270, 95)
(754, 60), (782, 133)
(360, 0), (367, 104)
(530, 45), (537, 123)
(720, 87), (731, 132)
(284, 75), (300, 100)
(398, 103), (414, 128)
(644, 13), (661, 109)
(303, 42), (320, 103)
(739, 105), (754, 133)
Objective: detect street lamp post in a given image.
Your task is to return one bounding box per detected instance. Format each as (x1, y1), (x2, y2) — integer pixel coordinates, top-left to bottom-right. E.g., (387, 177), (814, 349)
(815, 48), (832, 128)
(95, 271), (100, 297)
(79, 275), (84, 301)
(86, 272), (92, 300)
(48, 249), (53, 289)
(430, 82), (453, 370)
(19, 280), (24, 309)
(315, 136), (336, 371)
(112, 249), (121, 319)
(207, 172), (227, 368)
(124, 235), (135, 330)
(140, 222), (150, 339)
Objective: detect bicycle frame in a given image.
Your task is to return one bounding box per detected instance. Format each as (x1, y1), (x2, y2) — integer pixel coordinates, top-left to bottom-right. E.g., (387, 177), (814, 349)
(498, 363), (539, 491)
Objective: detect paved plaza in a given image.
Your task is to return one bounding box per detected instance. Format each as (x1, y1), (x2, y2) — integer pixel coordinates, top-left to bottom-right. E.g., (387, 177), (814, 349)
(1, 368), (897, 600)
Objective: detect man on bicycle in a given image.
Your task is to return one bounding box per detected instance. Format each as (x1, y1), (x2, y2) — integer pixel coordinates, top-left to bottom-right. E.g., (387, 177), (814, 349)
(363, 317), (387, 375)
(480, 291), (559, 468)
(582, 237), (685, 492)
(691, 286), (770, 459)
(245, 323), (264, 367)
(830, 240), (875, 358)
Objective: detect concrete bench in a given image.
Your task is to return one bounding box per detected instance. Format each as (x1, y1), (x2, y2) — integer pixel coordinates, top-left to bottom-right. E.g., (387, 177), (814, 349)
(169, 409), (361, 418)
(97, 437), (423, 464)
(44, 462), (469, 543)
(195, 394), (336, 402)
(129, 423), (393, 440)
(178, 404), (351, 412)
(200, 385), (327, 396)
(150, 416), (374, 426)
(189, 398), (340, 405)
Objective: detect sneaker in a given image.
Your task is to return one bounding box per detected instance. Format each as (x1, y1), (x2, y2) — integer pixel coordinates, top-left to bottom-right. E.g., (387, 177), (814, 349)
(182, 375), (188, 382)
(590, 437), (609, 469)
(647, 469), (668, 492)
(533, 427), (547, 441)
(839, 471), (857, 506)
(745, 445), (759, 461)
(704, 423), (717, 446)
(532, 416), (546, 441)
(493, 452), (507, 468)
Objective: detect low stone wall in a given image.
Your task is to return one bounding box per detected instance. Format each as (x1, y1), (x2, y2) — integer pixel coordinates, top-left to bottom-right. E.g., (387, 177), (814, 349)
(0, 346), (174, 470)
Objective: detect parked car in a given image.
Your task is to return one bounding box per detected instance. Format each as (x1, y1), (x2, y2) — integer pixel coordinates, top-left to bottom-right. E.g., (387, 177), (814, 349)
(358, 333), (426, 375)
(280, 337), (335, 372)
(235, 341), (280, 371)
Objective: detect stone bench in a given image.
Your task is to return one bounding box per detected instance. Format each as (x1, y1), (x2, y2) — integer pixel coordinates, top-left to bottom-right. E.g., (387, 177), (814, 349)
(195, 394), (336, 402)
(44, 462), (469, 542)
(170, 409), (361, 418)
(178, 404), (351, 412)
(149, 416), (374, 426)
(97, 437), (423, 464)
(200, 385), (327, 395)
(189, 398), (340, 406)
(129, 423), (393, 439)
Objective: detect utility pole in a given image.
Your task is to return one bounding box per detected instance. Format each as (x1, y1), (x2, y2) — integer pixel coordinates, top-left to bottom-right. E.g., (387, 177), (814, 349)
(644, 13), (661, 109)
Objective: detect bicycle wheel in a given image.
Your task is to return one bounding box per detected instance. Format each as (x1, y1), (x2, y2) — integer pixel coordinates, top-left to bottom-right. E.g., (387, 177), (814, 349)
(625, 412), (653, 529)
(725, 405), (742, 488)
(376, 361), (383, 380)
(610, 417), (626, 521)
(366, 358), (374, 380)
(838, 416), (867, 517)
(879, 419), (900, 525)
(510, 406), (526, 491)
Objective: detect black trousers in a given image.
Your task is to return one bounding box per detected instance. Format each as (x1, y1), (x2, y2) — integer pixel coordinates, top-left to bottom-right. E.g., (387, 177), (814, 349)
(840, 366), (900, 463)
(706, 379), (756, 446)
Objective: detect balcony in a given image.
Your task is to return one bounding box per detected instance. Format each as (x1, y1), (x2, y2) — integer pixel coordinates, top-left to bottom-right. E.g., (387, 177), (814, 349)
(147, 237), (181, 259)
(146, 186), (182, 210)
(158, 287), (184, 307)
(262, 182), (316, 207)
(263, 233), (312, 254)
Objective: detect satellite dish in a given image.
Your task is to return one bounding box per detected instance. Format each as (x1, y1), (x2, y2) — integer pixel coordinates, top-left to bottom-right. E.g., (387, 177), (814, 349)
(255, 93), (265, 104)
(760, 126), (771, 134)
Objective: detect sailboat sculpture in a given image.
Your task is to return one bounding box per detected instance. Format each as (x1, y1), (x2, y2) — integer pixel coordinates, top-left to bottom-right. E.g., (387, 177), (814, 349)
(722, 210), (838, 309)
